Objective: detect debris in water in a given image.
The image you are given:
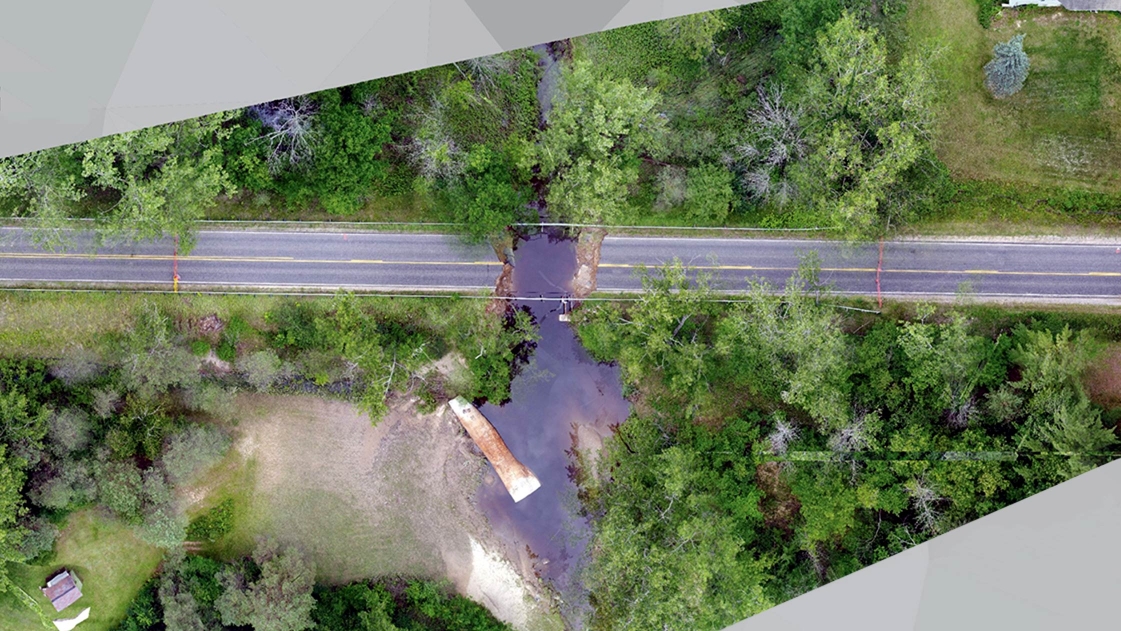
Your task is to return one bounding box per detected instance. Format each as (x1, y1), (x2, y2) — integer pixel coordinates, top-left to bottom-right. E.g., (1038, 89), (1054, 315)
(449, 397), (541, 502)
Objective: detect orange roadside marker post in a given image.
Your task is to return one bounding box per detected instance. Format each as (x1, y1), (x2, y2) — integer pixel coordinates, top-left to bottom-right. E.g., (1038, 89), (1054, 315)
(173, 236), (180, 293)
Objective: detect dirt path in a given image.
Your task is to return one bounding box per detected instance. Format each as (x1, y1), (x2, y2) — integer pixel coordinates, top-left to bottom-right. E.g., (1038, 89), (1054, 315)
(202, 390), (560, 630)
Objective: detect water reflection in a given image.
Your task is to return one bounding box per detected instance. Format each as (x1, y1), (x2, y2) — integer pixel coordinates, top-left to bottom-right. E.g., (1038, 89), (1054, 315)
(476, 228), (630, 628)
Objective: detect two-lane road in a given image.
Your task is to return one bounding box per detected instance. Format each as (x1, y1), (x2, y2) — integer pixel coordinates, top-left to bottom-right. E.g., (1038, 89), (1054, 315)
(1, 228), (1119, 303)
(597, 236), (1121, 301)
(0, 229), (502, 292)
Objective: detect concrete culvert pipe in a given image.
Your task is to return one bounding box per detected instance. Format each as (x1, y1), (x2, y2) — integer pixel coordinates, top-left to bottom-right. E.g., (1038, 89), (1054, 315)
(448, 397), (541, 502)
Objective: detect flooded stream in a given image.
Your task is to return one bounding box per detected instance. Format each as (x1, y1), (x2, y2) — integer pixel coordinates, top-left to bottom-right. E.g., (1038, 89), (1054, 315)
(470, 41), (631, 629)
(476, 226), (630, 628)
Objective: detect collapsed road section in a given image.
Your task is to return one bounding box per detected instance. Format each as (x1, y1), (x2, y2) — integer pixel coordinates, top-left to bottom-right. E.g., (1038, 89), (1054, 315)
(448, 397), (541, 503)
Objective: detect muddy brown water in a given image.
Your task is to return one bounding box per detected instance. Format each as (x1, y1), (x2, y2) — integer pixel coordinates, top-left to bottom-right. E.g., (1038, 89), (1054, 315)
(476, 228), (630, 628)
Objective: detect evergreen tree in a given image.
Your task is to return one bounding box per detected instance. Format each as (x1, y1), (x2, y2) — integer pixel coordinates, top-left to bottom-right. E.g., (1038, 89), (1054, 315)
(984, 34), (1030, 98)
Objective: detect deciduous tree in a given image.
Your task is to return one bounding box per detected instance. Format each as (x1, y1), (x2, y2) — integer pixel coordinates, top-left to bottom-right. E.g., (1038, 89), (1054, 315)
(538, 59), (666, 224)
(217, 538), (317, 631)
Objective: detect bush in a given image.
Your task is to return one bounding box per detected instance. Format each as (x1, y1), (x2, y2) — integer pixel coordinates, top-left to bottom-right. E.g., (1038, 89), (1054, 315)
(97, 461), (144, 522)
(17, 515), (59, 562)
(684, 163), (735, 224)
(984, 33), (1030, 98)
(216, 340), (238, 363)
(186, 498), (235, 543)
(237, 349), (285, 391)
(654, 165), (688, 211)
(161, 424), (232, 486)
(91, 387), (121, 419)
(29, 458), (96, 511)
(113, 577), (163, 631)
(186, 381), (238, 422)
(190, 339), (212, 356)
(48, 346), (103, 386)
(47, 408), (91, 455)
(975, 0), (1001, 28)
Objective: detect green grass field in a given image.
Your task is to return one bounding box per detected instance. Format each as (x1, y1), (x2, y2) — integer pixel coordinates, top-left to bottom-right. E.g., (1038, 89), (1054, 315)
(910, 1), (1121, 191)
(0, 511), (162, 631)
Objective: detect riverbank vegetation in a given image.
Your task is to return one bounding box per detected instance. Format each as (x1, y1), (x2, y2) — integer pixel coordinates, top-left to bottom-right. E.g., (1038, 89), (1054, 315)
(572, 259), (1121, 629)
(0, 292), (535, 628)
(111, 540), (512, 631)
(4, 0), (1120, 247)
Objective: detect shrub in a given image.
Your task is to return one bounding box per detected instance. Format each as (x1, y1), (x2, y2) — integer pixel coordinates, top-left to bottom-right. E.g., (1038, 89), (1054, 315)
(91, 387), (121, 419)
(984, 34), (1030, 98)
(138, 501), (188, 549)
(48, 408), (91, 455)
(97, 461), (144, 522)
(48, 346), (103, 386)
(975, 0), (1001, 28)
(237, 349), (285, 391)
(190, 339), (212, 356)
(684, 163), (735, 224)
(216, 340), (238, 363)
(29, 459), (96, 510)
(654, 165), (688, 211)
(186, 498), (235, 543)
(186, 382), (237, 422)
(162, 424), (232, 486)
(17, 515), (60, 562)
(113, 577), (163, 631)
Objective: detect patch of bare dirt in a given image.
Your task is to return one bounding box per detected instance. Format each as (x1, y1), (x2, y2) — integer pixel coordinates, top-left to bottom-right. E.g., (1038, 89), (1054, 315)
(1085, 343), (1121, 410)
(187, 314), (225, 342)
(200, 349), (233, 376)
(756, 461), (801, 536)
(572, 228), (606, 299)
(488, 263), (516, 316)
(222, 390), (555, 630)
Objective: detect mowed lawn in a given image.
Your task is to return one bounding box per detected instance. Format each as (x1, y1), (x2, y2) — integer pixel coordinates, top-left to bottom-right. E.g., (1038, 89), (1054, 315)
(909, 0), (1121, 192)
(0, 511), (162, 631)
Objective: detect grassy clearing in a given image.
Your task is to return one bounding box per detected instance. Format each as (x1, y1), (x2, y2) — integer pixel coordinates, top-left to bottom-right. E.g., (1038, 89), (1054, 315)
(181, 392), (562, 630)
(182, 393), (484, 585)
(909, 0), (1121, 192)
(0, 511), (162, 631)
(0, 292), (283, 358)
(205, 190), (442, 224)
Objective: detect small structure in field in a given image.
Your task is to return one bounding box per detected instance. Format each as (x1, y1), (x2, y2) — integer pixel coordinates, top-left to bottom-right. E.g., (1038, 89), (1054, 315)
(448, 397), (541, 502)
(53, 607), (91, 631)
(42, 569), (83, 612)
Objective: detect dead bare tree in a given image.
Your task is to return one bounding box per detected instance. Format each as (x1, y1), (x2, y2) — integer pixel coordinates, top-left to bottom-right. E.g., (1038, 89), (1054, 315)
(454, 53), (515, 97)
(767, 415), (799, 457)
(736, 82), (808, 206)
(248, 97), (319, 175)
(905, 476), (943, 535)
(406, 96), (466, 182)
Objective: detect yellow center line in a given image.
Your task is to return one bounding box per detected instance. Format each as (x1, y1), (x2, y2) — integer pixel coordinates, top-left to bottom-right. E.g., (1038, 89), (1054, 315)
(598, 263), (1121, 277)
(0, 253), (500, 266)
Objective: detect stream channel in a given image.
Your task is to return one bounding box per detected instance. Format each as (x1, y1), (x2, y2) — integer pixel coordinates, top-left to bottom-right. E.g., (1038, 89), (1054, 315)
(472, 42), (631, 629)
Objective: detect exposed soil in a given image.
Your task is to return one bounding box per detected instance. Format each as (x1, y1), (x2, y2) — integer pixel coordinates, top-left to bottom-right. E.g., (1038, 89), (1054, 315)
(756, 461), (801, 536)
(189, 313), (225, 343)
(200, 349), (233, 376)
(488, 263), (516, 316)
(190, 367), (561, 630)
(571, 228), (606, 299)
(1085, 343), (1121, 410)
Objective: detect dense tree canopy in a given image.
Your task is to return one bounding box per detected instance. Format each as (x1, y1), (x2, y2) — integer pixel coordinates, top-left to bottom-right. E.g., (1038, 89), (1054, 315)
(539, 59), (667, 224)
(576, 259), (1121, 627)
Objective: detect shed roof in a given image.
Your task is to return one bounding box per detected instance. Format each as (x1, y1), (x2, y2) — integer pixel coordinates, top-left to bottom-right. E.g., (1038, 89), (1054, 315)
(42, 571), (82, 612)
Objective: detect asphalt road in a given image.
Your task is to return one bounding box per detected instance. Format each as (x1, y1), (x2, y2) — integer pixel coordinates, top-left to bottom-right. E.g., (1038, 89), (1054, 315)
(1, 228), (1120, 302)
(0, 228), (502, 292)
(597, 236), (1121, 301)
